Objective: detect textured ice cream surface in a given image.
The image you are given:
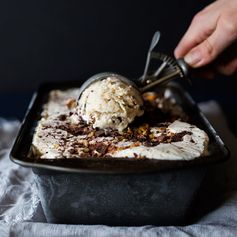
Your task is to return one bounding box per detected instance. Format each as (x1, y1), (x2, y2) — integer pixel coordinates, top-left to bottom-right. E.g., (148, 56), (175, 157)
(111, 120), (209, 160)
(78, 77), (144, 131)
(30, 88), (209, 160)
(41, 89), (80, 117)
(31, 117), (208, 160)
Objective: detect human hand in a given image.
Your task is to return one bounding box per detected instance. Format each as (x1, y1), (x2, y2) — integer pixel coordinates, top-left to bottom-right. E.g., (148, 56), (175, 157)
(175, 0), (237, 77)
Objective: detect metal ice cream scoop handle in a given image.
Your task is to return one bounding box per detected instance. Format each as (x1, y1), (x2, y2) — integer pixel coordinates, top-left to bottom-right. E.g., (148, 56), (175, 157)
(78, 31), (190, 99)
(138, 31), (190, 92)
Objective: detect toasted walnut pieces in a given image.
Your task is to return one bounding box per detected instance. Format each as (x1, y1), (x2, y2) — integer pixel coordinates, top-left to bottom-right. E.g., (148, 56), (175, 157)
(66, 98), (78, 109)
(37, 109), (193, 158)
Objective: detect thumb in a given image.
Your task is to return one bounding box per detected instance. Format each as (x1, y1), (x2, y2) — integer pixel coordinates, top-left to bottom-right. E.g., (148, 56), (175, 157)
(184, 20), (237, 68)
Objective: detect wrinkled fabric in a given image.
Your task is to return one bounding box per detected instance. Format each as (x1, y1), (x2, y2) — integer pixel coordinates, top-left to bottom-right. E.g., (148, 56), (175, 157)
(0, 101), (237, 237)
(0, 119), (45, 237)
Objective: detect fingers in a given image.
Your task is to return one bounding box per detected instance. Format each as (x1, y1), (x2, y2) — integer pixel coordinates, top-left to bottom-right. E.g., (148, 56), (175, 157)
(192, 57), (237, 78)
(175, 3), (219, 58)
(183, 17), (237, 68)
(175, 0), (237, 70)
(174, 18), (215, 58)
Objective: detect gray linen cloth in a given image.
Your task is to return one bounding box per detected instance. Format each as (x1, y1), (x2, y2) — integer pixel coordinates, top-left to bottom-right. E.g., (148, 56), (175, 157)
(1, 101), (237, 237)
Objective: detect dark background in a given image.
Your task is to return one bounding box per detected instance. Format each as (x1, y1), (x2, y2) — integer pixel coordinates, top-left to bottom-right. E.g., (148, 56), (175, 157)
(0, 0), (236, 132)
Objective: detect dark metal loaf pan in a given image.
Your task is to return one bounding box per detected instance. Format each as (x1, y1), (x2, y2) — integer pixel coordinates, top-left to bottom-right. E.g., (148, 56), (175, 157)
(10, 81), (229, 226)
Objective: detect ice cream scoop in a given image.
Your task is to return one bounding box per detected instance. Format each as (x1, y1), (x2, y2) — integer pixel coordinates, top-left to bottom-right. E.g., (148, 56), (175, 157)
(77, 31), (189, 100)
(78, 76), (144, 131)
(77, 31), (190, 131)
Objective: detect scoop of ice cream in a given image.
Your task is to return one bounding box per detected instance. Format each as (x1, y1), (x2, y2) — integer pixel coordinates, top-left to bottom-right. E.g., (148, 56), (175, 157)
(78, 76), (144, 131)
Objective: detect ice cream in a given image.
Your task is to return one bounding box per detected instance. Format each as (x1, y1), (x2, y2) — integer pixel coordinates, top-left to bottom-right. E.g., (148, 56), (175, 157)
(111, 120), (209, 160)
(30, 88), (209, 160)
(32, 118), (209, 160)
(78, 77), (144, 131)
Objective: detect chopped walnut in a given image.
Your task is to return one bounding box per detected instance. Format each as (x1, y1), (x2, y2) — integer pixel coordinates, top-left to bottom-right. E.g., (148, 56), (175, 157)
(66, 98), (78, 109)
